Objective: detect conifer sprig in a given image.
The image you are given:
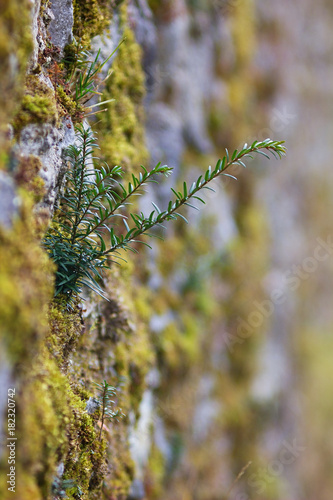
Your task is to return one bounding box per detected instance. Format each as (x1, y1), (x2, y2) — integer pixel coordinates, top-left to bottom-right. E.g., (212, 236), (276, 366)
(43, 125), (286, 304)
(93, 381), (123, 441)
(106, 138), (286, 254)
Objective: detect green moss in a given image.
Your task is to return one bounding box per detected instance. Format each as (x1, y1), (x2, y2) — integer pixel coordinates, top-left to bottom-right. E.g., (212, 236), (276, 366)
(97, 8), (148, 170)
(16, 349), (72, 499)
(101, 265), (155, 416)
(64, 258), (156, 498)
(23, 94), (54, 121)
(12, 76), (59, 134)
(0, 199), (53, 363)
(72, 0), (113, 48)
(0, 0), (33, 168)
(14, 155), (46, 203)
(30, 176), (46, 203)
(0, 2), (154, 499)
(0, 191), (109, 499)
(56, 85), (84, 123)
(146, 0), (179, 19)
(156, 236), (185, 279)
(47, 302), (83, 369)
(225, 0), (257, 142)
(0, 1), (32, 84)
(66, 22), (155, 496)
(62, 392), (107, 499)
(214, 204), (271, 484)
(0, 195), (67, 499)
(1, 1), (272, 498)
(40, 0), (50, 18)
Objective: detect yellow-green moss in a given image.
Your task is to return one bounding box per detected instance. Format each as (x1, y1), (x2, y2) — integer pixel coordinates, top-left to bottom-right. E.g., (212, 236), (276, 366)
(14, 155), (46, 203)
(47, 302), (83, 369)
(0, 0), (33, 168)
(0, 194), (63, 499)
(102, 423), (135, 499)
(0, 352), (72, 500)
(0, 190), (110, 499)
(61, 258), (155, 499)
(0, 2), (276, 499)
(62, 392), (107, 499)
(12, 76), (59, 134)
(40, 0), (50, 16)
(102, 264), (155, 416)
(1, 2), (152, 499)
(216, 204), (271, 489)
(71, 19), (155, 496)
(56, 85), (84, 123)
(0, 198), (53, 362)
(15, 349), (72, 500)
(97, 7), (148, 170)
(231, 0), (256, 66)
(72, 0), (113, 48)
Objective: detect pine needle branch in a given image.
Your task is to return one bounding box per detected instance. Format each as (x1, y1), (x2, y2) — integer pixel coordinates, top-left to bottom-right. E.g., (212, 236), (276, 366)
(43, 125), (286, 304)
(93, 380), (123, 441)
(106, 139), (286, 254)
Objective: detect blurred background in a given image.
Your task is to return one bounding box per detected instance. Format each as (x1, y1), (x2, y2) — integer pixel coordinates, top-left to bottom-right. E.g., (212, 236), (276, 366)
(127, 0), (333, 498)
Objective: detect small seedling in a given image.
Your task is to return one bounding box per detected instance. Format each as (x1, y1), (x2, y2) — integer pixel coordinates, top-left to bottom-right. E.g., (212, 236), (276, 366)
(67, 38), (125, 111)
(93, 380), (124, 440)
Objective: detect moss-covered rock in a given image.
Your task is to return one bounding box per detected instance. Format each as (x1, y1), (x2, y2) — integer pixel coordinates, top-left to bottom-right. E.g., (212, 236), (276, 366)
(97, 6), (148, 170)
(56, 85), (84, 123)
(0, 0), (33, 168)
(12, 76), (59, 134)
(72, 0), (113, 48)
(13, 155), (46, 203)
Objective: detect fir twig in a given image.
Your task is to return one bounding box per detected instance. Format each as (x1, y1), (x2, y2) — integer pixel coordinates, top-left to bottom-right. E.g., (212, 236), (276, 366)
(93, 380), (123, 441)
(43, 126), (286, 304)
